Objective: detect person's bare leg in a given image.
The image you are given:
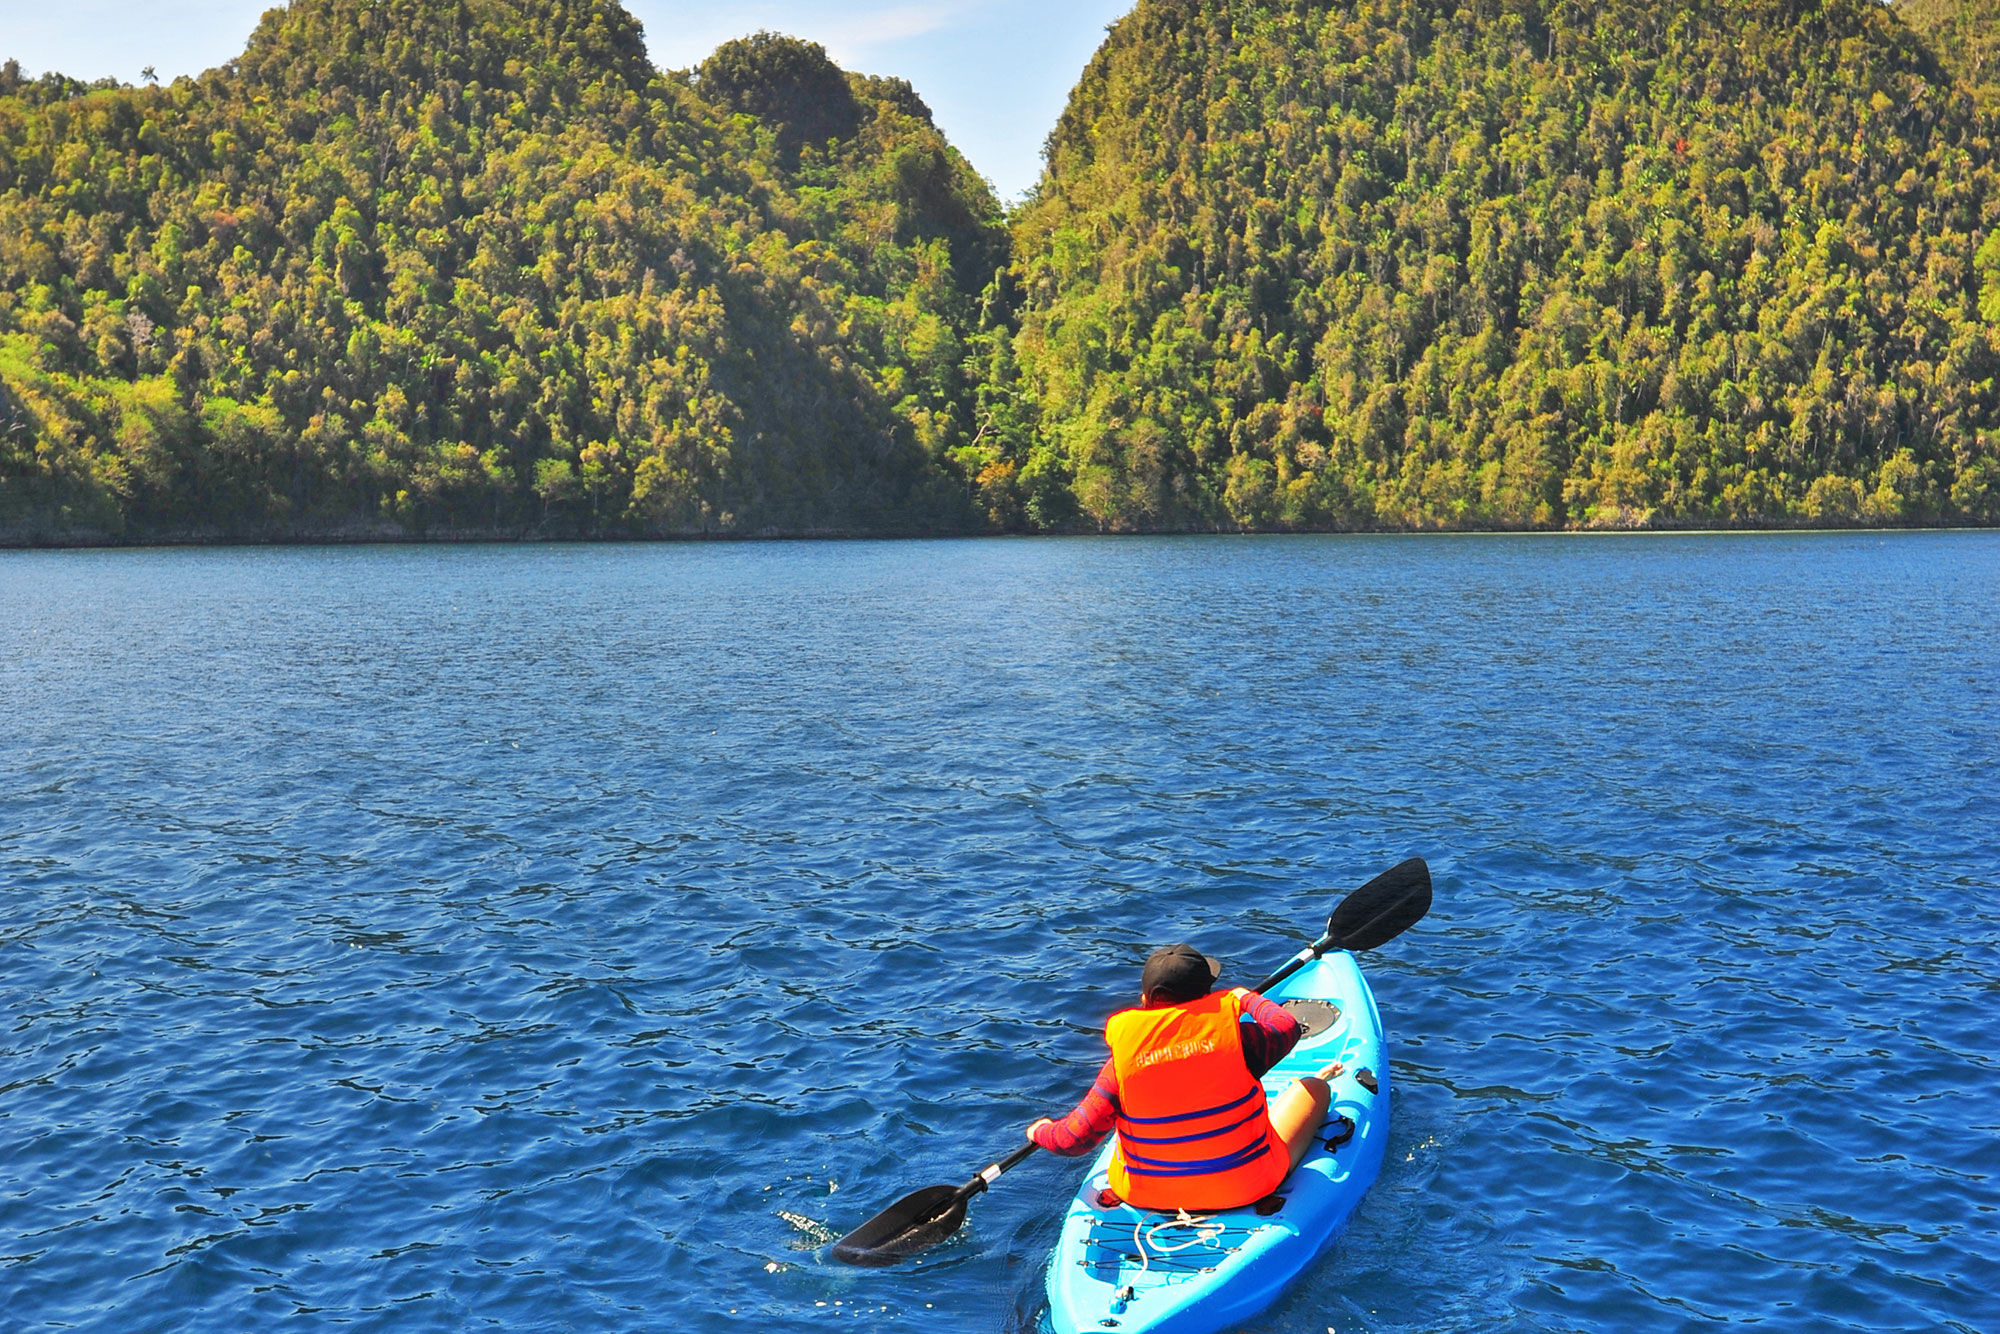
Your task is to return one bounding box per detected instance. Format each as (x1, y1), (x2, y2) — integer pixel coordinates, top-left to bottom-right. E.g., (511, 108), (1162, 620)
(1268, 1061), (1343, 1172)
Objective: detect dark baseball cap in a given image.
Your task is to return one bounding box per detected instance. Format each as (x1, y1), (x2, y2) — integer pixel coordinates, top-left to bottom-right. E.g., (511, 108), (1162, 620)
(1141, 943), (1220, 1003)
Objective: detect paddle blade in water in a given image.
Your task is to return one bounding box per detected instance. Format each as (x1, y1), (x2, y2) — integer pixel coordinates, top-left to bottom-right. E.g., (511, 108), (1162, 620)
(830, 1184), (968, 1266)
(1326, 857), (1432, 951)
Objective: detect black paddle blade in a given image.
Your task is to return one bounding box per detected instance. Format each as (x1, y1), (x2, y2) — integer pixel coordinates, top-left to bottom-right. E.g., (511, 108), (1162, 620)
(1325, 857), (1432, 951)
(830, 1184), (969, 1266)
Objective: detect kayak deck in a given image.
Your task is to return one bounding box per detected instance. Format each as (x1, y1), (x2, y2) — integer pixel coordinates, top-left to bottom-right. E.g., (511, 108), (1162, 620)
(1043, 951), (1389, 1334)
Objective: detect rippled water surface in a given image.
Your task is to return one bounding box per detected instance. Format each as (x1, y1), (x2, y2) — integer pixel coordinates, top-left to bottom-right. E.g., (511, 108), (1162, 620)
(3, 534), (1996, 1332)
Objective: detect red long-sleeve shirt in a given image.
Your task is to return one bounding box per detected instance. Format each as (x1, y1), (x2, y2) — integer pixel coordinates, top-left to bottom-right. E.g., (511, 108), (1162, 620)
(1031, 989), (1302, 1156)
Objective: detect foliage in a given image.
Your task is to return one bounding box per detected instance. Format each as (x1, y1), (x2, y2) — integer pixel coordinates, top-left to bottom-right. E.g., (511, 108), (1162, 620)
(1005, 0), (2000, 531)
(0, 1), (1007, 540)
(3, 0), (1998, 541)
(699, 31), (861, 165)
(1899, 0), (2000, 114)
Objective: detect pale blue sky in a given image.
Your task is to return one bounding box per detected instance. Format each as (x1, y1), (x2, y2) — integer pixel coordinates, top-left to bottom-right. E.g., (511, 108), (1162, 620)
(0, 0), (1131, 199)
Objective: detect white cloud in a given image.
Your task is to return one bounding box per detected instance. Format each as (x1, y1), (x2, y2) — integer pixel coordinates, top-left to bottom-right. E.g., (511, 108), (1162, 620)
(834, 3), (968, 49)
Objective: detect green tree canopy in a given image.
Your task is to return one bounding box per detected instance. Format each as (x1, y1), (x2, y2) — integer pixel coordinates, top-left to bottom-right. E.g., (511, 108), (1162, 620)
(699, 32), (864, 164)
(1001, 0), (2000, 531)
(1899, 0), (2000, 113)
(2, 0), (1997, 542)
(0, 0), (1007, 541)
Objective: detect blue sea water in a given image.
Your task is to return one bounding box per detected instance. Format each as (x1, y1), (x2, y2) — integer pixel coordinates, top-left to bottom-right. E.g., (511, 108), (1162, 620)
(1, 533), (1996, 1333)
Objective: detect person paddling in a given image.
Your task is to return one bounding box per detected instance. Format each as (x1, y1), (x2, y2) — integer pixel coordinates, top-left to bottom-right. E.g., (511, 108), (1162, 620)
(1026, 943), (1342, 1211)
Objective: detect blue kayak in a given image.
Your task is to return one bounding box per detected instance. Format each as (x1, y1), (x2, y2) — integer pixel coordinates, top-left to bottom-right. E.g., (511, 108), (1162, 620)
(1042, 950), (1389, 1334)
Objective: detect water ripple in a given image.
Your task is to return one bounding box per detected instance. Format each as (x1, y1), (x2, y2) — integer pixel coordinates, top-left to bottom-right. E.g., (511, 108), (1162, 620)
(1, 534), (1995, 1331)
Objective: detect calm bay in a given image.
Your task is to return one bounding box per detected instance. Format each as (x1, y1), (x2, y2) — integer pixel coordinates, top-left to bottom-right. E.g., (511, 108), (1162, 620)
(2, 533), (1995, 1331)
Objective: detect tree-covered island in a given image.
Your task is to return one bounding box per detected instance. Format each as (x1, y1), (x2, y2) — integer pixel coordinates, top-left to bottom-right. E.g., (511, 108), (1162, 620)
(1, 0), (1996, 541)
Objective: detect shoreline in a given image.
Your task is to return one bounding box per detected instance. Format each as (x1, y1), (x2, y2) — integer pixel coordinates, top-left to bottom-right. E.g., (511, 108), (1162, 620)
(3, 522), (1996, 553)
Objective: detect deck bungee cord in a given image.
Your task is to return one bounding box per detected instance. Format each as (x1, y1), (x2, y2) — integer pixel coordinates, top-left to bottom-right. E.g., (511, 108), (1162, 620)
(1133, 1209), (1227, 1275)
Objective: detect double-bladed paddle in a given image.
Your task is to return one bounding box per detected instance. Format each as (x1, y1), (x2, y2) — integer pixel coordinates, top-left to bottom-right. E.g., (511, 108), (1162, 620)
(828, 856), (1434, 1266)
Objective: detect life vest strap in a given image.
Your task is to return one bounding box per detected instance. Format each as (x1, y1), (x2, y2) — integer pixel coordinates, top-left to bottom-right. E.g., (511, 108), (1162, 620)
(1115, 1085), (1260, 1126)
(1116, 1104), (1268, 1147)
(1121, 1140), (1273, 1178)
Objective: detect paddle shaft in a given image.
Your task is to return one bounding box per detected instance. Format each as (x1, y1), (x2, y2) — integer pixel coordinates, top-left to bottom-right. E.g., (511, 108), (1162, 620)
(959, 1141), (1037, 1199)
(1251, 930), (1336, 996)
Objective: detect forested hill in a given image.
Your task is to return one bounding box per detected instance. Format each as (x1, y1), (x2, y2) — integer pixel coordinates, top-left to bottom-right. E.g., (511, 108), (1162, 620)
(4, 0), (2000, 542)
(997, 0), (2000, 531)
(0, 2), (1006, 541)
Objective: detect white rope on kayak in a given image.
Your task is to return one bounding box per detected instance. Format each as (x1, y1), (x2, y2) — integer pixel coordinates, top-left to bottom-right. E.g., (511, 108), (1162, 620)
(1132, 1208), (1226, 1276)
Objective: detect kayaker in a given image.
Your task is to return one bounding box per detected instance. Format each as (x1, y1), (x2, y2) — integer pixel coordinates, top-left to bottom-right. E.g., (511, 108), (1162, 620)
(1026, 942), (1342, 1211)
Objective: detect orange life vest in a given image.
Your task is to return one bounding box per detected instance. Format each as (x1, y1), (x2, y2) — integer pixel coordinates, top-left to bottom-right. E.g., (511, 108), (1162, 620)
(1105, 989), (1288, 1210)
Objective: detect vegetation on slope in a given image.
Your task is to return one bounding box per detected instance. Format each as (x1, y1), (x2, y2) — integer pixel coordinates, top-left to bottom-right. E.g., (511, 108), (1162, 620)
(996, 0), (2000, 531)
(1900, 0), (2000, 114)
(3, 0), (1998, 541)
(0, 1), (1005, 540)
